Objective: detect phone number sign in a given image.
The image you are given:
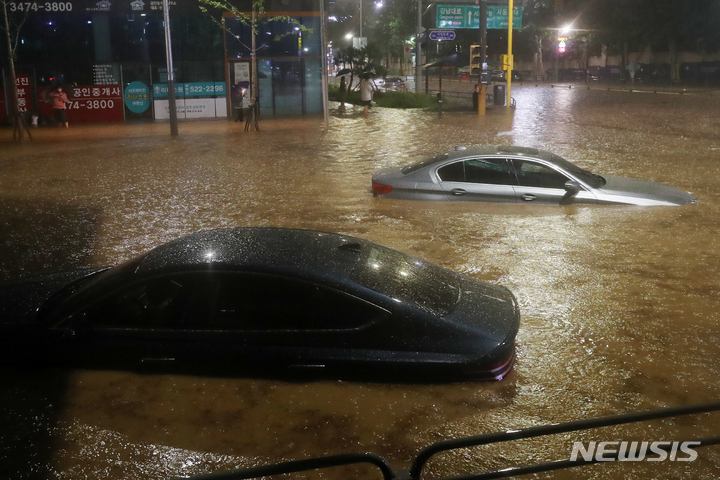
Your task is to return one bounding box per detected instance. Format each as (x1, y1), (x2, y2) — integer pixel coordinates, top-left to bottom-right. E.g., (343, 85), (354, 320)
(7, 0), (198, 14)
(40, 85), (124, 123)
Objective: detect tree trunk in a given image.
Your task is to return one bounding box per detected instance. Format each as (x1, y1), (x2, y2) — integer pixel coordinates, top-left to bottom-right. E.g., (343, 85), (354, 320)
(2, 1), (23, 142)
(250, 2), (256, 105)
(668, 37), (678, 83)
(534, 35), (544, 80)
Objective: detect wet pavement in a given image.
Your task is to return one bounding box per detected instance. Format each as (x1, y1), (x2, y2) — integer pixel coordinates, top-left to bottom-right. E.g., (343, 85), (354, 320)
(2, 86), (720, 479)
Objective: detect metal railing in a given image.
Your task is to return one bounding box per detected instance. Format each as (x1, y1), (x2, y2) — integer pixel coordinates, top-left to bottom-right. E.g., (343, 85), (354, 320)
(179, 400), (720, 480)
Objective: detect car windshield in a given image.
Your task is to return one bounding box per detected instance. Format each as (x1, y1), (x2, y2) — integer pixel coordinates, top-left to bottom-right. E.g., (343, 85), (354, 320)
(401, 155), (443, 175)
(40, 254), (148, 324)
(350, 244), (461, 317)
(550, 154), (606, 188)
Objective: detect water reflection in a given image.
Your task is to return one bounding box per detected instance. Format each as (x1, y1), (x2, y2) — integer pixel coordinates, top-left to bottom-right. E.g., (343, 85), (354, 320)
(1, 87), (720, 479)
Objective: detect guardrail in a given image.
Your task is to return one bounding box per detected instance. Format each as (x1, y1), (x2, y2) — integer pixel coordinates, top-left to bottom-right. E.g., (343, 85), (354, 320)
(178, 400), (720, 480)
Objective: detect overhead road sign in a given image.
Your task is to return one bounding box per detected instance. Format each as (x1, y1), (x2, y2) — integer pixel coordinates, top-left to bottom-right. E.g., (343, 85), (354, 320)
(429, 30), (456, 41)
(436, 5), (523, 29)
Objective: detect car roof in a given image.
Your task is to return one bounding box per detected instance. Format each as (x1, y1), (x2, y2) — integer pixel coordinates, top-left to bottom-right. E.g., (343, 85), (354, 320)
(133, 227), (374, 279)
(434, 145), (554, 163)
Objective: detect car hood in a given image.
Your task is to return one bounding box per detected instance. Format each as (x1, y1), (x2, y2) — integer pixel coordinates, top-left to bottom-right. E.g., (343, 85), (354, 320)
(596, 175), (697, 205)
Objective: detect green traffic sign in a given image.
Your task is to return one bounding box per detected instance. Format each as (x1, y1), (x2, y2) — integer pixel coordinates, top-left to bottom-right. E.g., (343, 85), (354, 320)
(436, 5), (523, 29)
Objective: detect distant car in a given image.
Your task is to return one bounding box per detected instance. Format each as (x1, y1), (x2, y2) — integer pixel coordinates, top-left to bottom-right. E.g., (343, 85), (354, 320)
(372, 146), (697, 206)
(0, 228), (520, 381)
(489, 70), (522, 82)
(383, 77), (406, 91)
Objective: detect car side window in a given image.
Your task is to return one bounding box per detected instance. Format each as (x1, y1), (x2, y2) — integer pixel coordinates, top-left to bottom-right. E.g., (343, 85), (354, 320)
(437, 161), (465, 182)
(57, 274), (198, 329)
(211, 273), (387, 331)
(437, 158), (513, 185)
(512, 159), (570, 189)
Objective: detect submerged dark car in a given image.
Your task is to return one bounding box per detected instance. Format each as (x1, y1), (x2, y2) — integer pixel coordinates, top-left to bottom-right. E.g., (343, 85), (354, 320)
(372, 145), (697, 206)
(0, 228), (520, 381)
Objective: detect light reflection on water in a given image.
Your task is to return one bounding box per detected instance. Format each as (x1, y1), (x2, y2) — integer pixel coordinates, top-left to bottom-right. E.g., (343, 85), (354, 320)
(1, 86), (720, 479)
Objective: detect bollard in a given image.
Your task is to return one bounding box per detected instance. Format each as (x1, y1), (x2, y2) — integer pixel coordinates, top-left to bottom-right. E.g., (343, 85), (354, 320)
(436, 93), (443, 118)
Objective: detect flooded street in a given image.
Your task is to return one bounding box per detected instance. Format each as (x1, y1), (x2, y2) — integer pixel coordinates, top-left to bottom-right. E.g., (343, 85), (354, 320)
(2, 85), (720, 479)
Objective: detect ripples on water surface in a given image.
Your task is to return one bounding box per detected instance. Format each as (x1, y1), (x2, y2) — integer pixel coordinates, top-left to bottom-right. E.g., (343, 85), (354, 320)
(1, 86), (720, 479)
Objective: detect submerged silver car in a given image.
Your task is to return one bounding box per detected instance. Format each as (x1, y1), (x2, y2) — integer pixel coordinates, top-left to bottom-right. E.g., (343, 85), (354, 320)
(372, 146), (697, 206)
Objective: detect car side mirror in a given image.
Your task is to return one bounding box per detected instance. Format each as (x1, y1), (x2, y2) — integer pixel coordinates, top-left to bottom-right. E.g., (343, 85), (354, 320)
(564, 180), (582, 192)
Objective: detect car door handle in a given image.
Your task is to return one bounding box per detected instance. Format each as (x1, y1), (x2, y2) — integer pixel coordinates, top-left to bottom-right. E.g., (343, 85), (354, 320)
(450, 188), (466, 196)
(521, 194), (536, 201)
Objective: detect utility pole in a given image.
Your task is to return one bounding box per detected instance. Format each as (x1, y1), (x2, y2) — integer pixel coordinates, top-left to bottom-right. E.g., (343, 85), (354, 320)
(478, 0), (486, 85)
(506, 0), (513, 107)
(476, 0), (487, 114)
(415, 0), (422, 93)
(320, 0), (329, 125)
(162, 0), (178, 136)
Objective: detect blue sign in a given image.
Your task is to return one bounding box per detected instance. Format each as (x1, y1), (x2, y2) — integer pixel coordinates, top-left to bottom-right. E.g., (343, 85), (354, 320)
(124, 81), (149, 113)
(429, 30), (456, 41)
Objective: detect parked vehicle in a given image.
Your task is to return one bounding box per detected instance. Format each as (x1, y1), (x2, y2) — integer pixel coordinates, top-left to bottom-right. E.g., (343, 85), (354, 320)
(372, 145), (697, 206)
(382, 77), (406, 91)
(0, 227), (520, 381)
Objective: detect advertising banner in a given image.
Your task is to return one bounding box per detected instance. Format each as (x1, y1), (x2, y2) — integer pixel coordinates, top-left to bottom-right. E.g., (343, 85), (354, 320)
(124, 81), (150, 113)
(153, 98), (226, 119)
(39, 85), (123, 122)
(152, 82), (226, 98)
(152, 82), (227, 119)
(93, 64), (120, 85)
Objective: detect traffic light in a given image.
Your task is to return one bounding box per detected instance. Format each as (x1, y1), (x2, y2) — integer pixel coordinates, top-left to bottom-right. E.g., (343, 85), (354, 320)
(558, 37), (567, 54)
(470, 44), (482, 75)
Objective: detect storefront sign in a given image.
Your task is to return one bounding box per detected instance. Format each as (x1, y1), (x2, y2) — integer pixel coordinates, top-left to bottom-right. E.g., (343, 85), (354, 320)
(234, 63), (250, 84)
(153, 98), (226, 119)
(124, 81), (150, 113)
(93, 64), (120, 85)
(6, 0), (198, 14)
(15, 74), (31, 114)
(39, 84), (123, 122)
(152, 82), (226, 98)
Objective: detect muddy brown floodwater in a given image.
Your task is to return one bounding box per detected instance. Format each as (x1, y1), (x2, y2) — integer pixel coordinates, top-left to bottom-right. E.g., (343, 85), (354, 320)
(2, 86), (720, 480)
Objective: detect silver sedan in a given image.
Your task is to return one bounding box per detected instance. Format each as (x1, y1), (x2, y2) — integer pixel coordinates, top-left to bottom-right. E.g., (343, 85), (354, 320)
(371, 146), (697, 206)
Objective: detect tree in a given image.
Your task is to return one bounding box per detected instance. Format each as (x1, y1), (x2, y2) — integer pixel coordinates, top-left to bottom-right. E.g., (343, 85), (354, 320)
(588, 0), (720, 80)
(516, 0), (562, 79)
(335, 44), (386, 90)
(1, 0), (30, 141)
(198, 0), (311, 130)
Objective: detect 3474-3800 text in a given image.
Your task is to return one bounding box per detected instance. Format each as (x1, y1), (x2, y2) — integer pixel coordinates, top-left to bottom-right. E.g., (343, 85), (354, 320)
(8, 1), (72, 11)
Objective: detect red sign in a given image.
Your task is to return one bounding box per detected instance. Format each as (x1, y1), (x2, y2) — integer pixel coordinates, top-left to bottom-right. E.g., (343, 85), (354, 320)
(15, 74), (31, 114)
(39, 85), (123, 123)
